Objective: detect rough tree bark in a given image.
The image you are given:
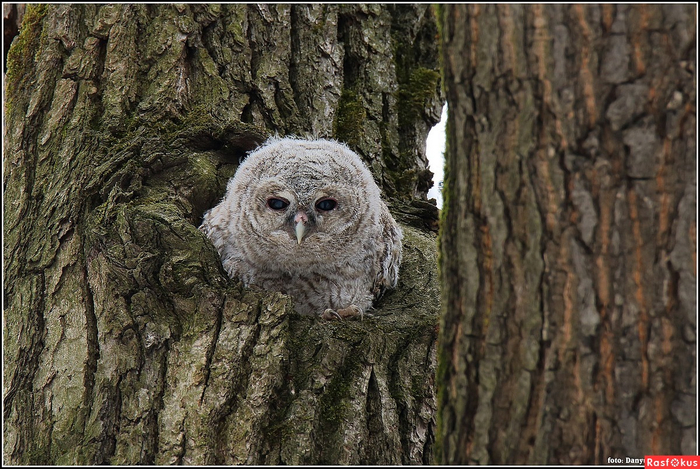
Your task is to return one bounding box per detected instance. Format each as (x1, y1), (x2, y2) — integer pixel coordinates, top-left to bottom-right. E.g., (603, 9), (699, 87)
(3, 4), (443, 464)
(3, 3), (25, 70)
(438, 4), (696, 464)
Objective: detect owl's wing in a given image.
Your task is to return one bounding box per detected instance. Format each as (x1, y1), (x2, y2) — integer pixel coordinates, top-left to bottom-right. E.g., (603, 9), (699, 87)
(372, 208), (403, 300)
(200, 202), (240, 278)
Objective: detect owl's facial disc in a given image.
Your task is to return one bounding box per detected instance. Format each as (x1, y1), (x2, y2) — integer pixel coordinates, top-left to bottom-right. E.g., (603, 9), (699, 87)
(257, 179), (348, 247)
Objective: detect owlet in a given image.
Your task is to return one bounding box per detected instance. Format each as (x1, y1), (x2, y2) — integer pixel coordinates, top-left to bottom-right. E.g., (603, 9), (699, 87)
(200, 137), (402, 319)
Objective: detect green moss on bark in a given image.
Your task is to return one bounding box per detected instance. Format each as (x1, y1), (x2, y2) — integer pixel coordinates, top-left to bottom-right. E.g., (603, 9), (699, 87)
(333, 89), (367, 148)
(397, 67), (441, 127)
(5, 4), (48, 111)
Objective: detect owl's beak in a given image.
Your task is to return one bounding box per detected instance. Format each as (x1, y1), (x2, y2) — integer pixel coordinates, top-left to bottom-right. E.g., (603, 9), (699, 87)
(294, 211), (308, 244)
(295, 221), (306, 244)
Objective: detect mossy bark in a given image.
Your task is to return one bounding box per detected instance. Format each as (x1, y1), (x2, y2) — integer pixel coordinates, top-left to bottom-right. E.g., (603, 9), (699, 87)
(3, 4), (443, 464)
(438, 4), (696, 464)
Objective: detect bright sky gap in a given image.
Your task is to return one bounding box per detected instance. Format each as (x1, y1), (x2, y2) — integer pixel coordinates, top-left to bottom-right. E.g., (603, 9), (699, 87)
(426, 104), (447, 209)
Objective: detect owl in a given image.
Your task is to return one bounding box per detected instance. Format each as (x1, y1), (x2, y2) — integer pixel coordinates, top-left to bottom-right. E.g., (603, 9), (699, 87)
(200, 137), (402, 320)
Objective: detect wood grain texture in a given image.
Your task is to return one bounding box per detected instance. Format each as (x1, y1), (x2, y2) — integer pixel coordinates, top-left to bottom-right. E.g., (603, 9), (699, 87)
(438, 4), (695, 464)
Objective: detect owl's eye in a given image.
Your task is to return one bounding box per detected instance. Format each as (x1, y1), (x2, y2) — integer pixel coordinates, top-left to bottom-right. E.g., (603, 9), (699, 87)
(267, 197), (290, 211)
(315, 198), (337, 212)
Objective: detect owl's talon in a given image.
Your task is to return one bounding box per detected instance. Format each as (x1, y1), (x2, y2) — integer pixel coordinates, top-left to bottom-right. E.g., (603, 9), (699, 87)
(321, 309), (343, 320)
(337, 305), (364, 320)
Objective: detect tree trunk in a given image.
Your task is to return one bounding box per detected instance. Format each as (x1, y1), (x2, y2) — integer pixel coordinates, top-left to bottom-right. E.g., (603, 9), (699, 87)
(438, 4), (696, 464)
(3, 4), (443, 464)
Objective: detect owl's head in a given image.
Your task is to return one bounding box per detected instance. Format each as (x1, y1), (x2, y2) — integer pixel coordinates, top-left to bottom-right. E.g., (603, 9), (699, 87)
(226, 137), (385, 268)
